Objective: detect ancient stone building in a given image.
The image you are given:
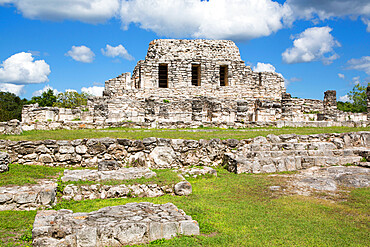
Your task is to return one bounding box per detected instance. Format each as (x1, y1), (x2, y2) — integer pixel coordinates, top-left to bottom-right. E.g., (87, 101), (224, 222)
(103, 39), (285, 100)
(18, 39), (368, 130)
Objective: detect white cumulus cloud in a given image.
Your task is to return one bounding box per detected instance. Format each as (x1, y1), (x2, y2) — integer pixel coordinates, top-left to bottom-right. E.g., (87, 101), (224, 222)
(66, 46), (95, 63)
(346, 56), (370, 75)
(282, 26), (340, 64)
(0, 83), (25, 96)
(0, 52), (50, 84)
(81, 86), (104, 96)
(101, 44), (134, 60)
(0, 0), (119, 23)
(253, 62), (276, 72)
(338, 73), (345, 79)
(339, 95), (350, 102)
(119, 0), (291, 40)
(32, 85), (59, 97)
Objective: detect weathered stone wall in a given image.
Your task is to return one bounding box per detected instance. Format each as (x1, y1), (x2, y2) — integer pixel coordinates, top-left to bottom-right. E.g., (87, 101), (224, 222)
(21, 88), (368, 129)
(32, 203), (200, 246)
(0, 152), (9, 173)
(2, 132), (369, 172)
(21, 104), (90, 123)
(0, 119), (22, 135)
(0, 181), (57, 211)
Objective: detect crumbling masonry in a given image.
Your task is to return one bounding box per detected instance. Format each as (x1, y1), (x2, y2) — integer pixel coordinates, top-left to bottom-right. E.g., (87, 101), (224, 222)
(19, 39), (368, 130)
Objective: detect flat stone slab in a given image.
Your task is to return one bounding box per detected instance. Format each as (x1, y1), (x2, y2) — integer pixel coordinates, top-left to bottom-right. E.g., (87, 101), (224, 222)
(61, 167), (156, 182)
(32, 202), (200, 246)
(289, 166), (370, 195)
(0, 180), (57, 211)
(176, 166), (217, 178)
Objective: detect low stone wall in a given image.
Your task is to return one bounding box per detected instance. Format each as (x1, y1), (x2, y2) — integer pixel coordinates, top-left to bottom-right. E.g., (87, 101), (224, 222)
(62, 183), (175, 201)
(0, 180), (57, 211)
(19, 119), (368, 132)
(0, 119), (22, 135)
(0, 152), (9, 173)
(2, 132), (370, 173)
(32, 202), (200, 246)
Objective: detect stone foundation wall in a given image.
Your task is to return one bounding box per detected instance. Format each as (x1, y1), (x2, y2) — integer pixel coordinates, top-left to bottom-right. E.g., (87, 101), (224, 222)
(2, 132), (369, 171)
(0, 180), (57, 211)
(0, 119), (22, 135)
(20, 90), (368, 129)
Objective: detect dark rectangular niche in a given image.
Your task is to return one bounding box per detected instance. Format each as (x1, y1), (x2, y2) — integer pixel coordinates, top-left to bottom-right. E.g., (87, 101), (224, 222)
(220, 65), (228, 86)
(159, 64), (168, 88)
(192, 64), (201, 86)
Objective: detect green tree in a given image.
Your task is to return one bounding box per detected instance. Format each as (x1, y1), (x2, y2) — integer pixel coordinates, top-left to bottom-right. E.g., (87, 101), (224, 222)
(337, 83), (369, 113)
(53, 91), (90, 108)
(28, 89), (57, 107)
(0, 92), (27, 121)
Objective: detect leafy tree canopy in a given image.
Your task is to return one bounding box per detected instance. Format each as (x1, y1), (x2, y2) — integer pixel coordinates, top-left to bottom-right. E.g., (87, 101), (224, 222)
(0, 92), (27, 122)
(53, 91), (90, 109)
(28, 89), (57, 107)
(337, 83), (369, 113)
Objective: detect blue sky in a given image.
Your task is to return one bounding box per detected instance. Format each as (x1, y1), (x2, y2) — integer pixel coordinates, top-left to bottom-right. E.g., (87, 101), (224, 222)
(0, 0), (369, 101)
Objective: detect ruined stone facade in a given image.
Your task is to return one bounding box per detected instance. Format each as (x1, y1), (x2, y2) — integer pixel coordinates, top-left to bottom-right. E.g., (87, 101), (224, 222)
(104, 39), (285, 100)
(19, 39), (368, 129)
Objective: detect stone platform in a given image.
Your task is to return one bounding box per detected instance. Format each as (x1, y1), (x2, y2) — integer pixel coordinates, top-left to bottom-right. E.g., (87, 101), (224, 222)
(291, 166), (370, 194)
(32, 202), (200, 246)
(0, 180), (57, 211)
(61, 167), (156, 182)
(224, 133), (370, 174)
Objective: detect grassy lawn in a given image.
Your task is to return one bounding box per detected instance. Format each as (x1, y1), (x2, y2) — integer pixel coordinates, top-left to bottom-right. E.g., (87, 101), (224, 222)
(0, 126), (369, 141)
(1, 169), (368, 246)
(0, 164), (64, 187)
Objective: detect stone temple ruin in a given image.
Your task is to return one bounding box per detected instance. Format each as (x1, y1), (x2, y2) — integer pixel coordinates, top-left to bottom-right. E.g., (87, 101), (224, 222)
(3, 39), (369, 133)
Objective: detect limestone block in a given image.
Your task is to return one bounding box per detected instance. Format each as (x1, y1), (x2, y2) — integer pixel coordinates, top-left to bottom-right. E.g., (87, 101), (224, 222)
(149, 146), (177, 169)
(76, 145), (87, 154)
(174, 181), (192, 196)
(98, 160), (120, 171)
(59, 146), (75, 154)
(39, 154), (53, 163)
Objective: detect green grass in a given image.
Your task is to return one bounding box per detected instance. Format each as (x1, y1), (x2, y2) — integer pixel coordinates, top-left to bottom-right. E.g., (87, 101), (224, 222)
(0, 169), (369, 246)
(0, 163), (64, 186)
(50, 169), (369, 246)
(0, 211), (35, 247)
(0, 126), (369, 141)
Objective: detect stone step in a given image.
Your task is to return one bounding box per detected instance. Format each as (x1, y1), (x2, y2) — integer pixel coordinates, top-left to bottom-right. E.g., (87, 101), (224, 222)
(61, 167), (156, 182)
(238, 148), (368, 159)
(224, 152), (363, 174)
(32, 202), (200, 246)
(239, 141), (370, 152)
